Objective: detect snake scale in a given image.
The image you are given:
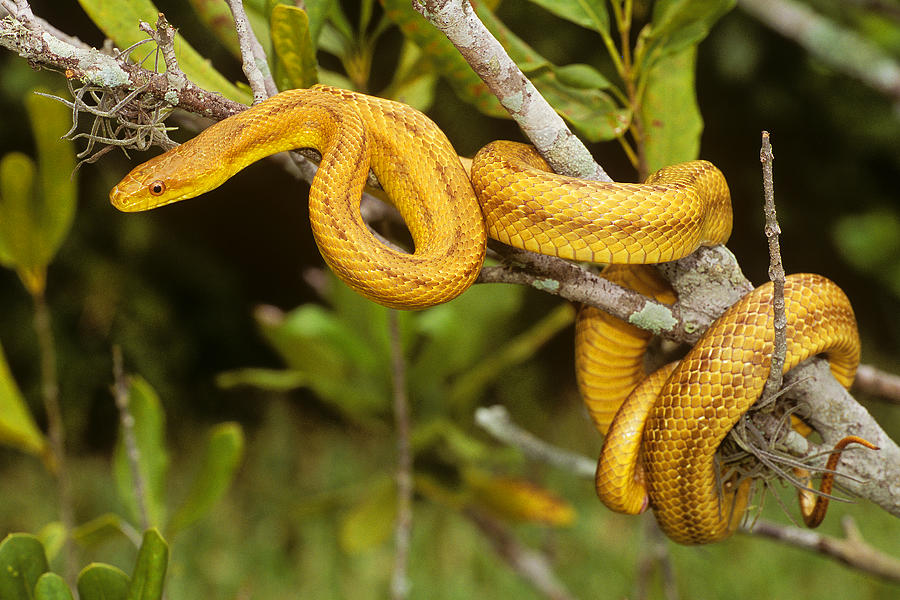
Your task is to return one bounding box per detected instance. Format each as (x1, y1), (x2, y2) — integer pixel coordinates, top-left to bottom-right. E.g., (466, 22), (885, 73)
(111, 85), (868, 544)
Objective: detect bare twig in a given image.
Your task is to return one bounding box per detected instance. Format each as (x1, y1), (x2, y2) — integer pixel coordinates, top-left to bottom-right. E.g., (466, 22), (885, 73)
(746, 517), (900, 583)
(634, 520), (679, 600)
(474, 405), (596, 479)
(224, 0), (277, 102)
(854, 364), (900, 404)
(759, 131), (787, 405)
(465, 508), (577, 600)
(112, 346), (149, 532)
(416, 0), (900, 517)
(477, 402), (900, 582)
(32, 290), (76, 583)
(388, 311), (413, 600)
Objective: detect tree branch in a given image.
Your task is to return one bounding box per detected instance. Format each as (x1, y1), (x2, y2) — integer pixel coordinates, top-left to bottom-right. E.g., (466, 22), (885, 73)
(417, 0), (900, 522)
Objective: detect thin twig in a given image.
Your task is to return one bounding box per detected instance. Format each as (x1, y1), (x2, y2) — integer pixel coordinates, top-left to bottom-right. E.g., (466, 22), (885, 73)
(412, 0), (900, 521)
(854, 364), (900, 404)
(388, 311), (412, 600)
(224, 0), (278, 102)
(634, 519), (679, 600)
(464, 508), (577, 600)
(759, 131), (787, 405)
(746, 517), (900, 583)
(112, 346), (149, 531)
(474, 406), (596, 479)
(32, 290), (76, 583)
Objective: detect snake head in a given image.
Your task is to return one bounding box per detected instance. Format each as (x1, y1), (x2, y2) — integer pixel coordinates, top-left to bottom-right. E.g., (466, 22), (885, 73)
(109, 142), (228, 212)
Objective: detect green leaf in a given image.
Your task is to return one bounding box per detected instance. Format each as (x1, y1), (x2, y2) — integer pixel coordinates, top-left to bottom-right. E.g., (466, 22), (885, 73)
(0, 338), (47, 458)
(26, 89), (77, 267)
(34, 573), (74, 600)
(382, 40), (438, 111)
(126, 529), (168, 600)
(271, 4), (319, 90)
(525, 0), (609, 34)
(166, 423), (244, 537)
(0, 151), (43, 292)
(645, 0), (735, 60)
(216, 367), (309, 391)
(833, 209), (900, 298)
(77, 0), (251, 103)
(0, 88), (77, 294)
(380, 0), (507, 117)
(554, 63), (612, 89)
(186, 0), (270, 58)
(302, 0), (335, 45)
(639, 46), (702, 172)
(113, 376), (169, 529)
(254, 304), (391, 419)
(36, 522), (67, 563)
(0, 533), (49, 600)
(77, 564), (130, 600)
(338, 476), (396, 554)
(71, 513), (135, 549)
(475, 6), (629, 141)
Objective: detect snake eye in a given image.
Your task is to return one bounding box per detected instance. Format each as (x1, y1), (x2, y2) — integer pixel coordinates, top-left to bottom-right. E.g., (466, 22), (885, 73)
(148, 180), (166, 196)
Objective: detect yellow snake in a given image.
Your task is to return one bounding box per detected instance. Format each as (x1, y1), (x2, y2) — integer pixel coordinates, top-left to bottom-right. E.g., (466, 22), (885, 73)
(110, 85), (867, 544)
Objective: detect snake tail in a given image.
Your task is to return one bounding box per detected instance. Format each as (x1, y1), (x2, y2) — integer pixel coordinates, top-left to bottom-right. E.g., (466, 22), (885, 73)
(643, 273), (859, 544)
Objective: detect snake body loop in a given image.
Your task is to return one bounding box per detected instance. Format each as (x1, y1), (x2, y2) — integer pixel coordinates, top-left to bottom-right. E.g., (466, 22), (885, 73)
(110, 87), (864, 544)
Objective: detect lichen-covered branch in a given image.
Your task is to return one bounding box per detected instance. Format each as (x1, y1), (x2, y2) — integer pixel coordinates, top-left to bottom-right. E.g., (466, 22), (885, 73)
(413, 0), (610, 182)
(418, 0), (900, 520)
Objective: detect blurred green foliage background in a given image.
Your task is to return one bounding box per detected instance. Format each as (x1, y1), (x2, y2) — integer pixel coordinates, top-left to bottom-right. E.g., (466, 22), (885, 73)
(1, 0), (899, 598)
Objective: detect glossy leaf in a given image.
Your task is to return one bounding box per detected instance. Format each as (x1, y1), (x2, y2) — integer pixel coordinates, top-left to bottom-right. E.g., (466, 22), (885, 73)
(833, 209), (900, 298)
(36, 522), (66, 563)
(126, 529), (168, 600)
(645, 0), (735, 60)
(0, 151), (42, 291)
(254, 304), (391, 419)
(0, 87), (76, 294)
(555, 63), (612, 89)
(77, 0), (250, 103)
(72, 513), (135, 549)
(166, 423), (244, 537)
(476, 6), (629, 141)
(463, 469), (575, 526)
(26, 89), (77, 268)
(271, 4), (319, 90)
(0, 338), (47, 458)
(380, 0), (507, 117)
(186, 0), (270, 58)
(0, 533), (49, 600)
(77, 564), (129, 600)
(34, 573), (74, 600)
(525, 0), (609, 33)
(640, 46), (702, 173)
(338, 476), (396, 554)
(113, 377), (169, 528)
(301, 0), (336, 45)
(382, 40), (438, 111)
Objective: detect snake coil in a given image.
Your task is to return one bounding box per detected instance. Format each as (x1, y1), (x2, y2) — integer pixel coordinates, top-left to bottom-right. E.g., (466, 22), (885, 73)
(110, 86), (869, 544)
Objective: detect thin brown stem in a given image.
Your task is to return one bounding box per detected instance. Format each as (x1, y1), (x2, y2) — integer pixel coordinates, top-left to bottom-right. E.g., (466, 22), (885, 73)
(759, 131), (787, 406)
(388, 310), (412, 600)
(112, 346), (149, 531)
(465, 508), (577, 600)
(746, 517), (900, 583)
(33, 290), (76, 582)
